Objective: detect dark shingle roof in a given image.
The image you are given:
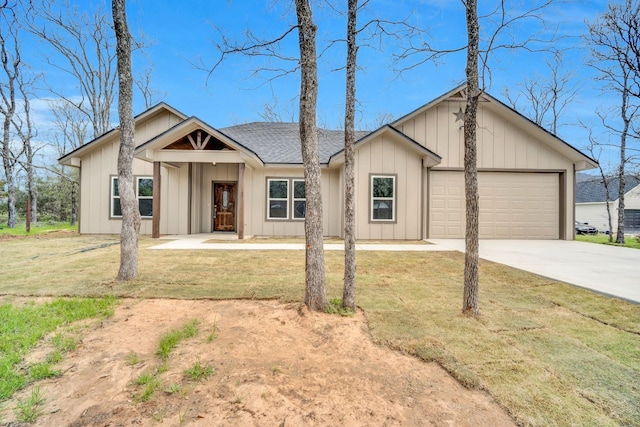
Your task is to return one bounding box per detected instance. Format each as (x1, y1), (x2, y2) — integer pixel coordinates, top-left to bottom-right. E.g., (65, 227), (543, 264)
(576, 173), (640, 203)
(219, 122), (369, 164)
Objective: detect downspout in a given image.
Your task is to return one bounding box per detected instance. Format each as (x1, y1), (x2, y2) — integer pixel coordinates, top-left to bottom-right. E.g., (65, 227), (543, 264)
(188, 162), (192, 234)
(421, 158), (426, 240)
(572, 164), (576, 240)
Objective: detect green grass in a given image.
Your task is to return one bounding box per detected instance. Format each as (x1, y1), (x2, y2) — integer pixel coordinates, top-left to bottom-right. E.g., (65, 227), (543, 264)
(13, 386), (45, 423)
(0, 297), (117, 401)
(0, 221), (77, 237)
(128, 319), (202, 403)
(157, 320), (199, 359)
(134, 375), (161, 402)
(184, 359), (214, 381)
(164, 383), (182, 394)
(206, 318), (218, 343)
(135, 370), (156, 386)
(28, 362), (61, 381)
(125, 352), (141, 366)
(1, 235), (639, 426)
(325, 297), (354, 316)
(51, 333), (78, 353)
(577, 233), (640, 249)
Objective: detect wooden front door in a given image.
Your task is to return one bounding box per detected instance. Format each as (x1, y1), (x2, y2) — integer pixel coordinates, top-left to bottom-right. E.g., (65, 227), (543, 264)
(213, 182), (236, 232)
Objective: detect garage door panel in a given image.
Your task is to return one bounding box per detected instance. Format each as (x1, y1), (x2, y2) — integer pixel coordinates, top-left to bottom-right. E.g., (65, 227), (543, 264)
(430, 171), (559, 239)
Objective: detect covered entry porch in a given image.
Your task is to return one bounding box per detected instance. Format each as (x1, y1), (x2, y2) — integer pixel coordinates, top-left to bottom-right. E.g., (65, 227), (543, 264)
(147, 160), (248, 239)
(133, 118), (264, 239)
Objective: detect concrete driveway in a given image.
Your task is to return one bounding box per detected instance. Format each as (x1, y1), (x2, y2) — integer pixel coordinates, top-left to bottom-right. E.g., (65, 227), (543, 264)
(427, 239), (640, 303)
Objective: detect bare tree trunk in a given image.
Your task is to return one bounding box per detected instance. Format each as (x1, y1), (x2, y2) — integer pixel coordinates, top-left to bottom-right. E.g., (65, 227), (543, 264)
(113, 0), (140, 281)
(2, 156), (16, 228)
(342, 0), (358, 312)
(295, 0), (327, 311)
(0, 18), (18, 229)
(1, 117), (16, 228)
(616, 88), (629, 244)
(51, 101), (88, 226)
(462, 0), (480, 317)
(601, 174), (614, 242)
(26, 148), (37, 223)
(584, 137), (614, 241)
(586, 2), (640, 245)
(16, 78), (37, 223)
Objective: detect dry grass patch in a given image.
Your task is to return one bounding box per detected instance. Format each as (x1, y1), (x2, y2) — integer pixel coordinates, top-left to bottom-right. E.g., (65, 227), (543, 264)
(1, 235), (639, 426)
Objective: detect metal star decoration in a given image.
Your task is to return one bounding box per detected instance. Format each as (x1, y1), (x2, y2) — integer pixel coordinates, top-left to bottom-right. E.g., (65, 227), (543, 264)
(453, 107), (465, 122)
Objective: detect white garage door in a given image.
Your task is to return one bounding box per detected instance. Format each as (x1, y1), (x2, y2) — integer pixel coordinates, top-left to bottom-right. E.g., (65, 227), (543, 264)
(430, 171), (559, 239)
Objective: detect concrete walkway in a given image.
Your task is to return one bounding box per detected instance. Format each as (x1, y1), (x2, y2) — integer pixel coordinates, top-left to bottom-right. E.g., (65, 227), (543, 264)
(150, 235), (640, 303)
(428, 239), (640, 303)
(149, 235), (446, 251)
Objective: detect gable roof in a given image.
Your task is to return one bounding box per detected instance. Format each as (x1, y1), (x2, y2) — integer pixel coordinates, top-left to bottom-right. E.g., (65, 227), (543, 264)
(392, 85), (598, 171)
(328, 125), (442, 167)
(133, 116), (265, 167)
(58, 102), (189, 166)
(576, 173), (640, 203)
(219, 122), (370, 165)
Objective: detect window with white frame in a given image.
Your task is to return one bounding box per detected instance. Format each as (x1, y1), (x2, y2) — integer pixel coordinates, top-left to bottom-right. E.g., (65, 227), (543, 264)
(110, 176), (154, 218)
(267, 179), (289, 219)
(292, 179), (306, 220)
(266, 178), (306, 220)
(371, 175), (395, 221)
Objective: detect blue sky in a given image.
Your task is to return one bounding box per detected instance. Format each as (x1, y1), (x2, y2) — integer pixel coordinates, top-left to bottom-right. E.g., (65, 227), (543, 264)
(21, 0), (616, 168)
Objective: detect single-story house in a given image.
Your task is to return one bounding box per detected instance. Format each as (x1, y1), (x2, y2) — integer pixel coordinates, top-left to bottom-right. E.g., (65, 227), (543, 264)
(576, 173), (640, 234)
(58, 85), (597, 240)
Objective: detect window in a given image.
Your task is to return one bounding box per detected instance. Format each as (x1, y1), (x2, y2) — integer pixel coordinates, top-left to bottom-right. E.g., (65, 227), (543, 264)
(267, 179), (288, 219)
(625, 209), (640, 233)
(266, 178), (306, 220)
(371, 175), (395, 221)
(111, 176), (154, 219)
(292, 179), (306, 220)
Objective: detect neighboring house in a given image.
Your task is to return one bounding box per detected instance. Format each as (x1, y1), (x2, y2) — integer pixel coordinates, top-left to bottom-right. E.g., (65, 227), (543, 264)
(576, 174), (640, 234)
(58, 85), (597, 240)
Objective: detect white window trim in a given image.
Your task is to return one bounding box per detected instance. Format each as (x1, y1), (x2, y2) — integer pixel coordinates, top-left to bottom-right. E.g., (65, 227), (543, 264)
(267, 178), (289, 220)
(110, 175), (154, 219)
(292, 178), (306, 220)
(370, 174), (396, 222)
(110, 176), (120, 218)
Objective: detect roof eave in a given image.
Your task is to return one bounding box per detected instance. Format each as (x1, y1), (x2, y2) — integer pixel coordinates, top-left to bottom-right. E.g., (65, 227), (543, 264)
(480, 92), (599, 170)
(134, 117), (265, 168)
(391, 83), (467, 128)
(328, 125), (442, 168)
(57, 102), (190, 165)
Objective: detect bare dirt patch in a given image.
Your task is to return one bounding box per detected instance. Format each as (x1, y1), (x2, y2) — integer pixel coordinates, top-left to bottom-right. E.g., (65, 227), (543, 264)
(3, 299), (515, 426)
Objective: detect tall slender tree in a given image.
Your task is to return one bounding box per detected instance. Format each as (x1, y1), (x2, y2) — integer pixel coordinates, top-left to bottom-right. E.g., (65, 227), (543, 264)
(342, 0), (358, 312)
(50, 100), (87, 226)
(295, 0), (327, 311)
(14, 68), (38, 223)
(112, 0), (140, 281)
(394, 0), (556, 317)
(0, 6), (19, 228)
(461, 0), (480, 316)
(586, 0), (640, 244)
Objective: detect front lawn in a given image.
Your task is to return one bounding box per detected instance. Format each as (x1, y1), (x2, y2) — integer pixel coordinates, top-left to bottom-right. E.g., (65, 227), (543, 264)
(0, 235), (638, 426)
(576, 233), (640, 249)
(0, 222), (78, 238)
